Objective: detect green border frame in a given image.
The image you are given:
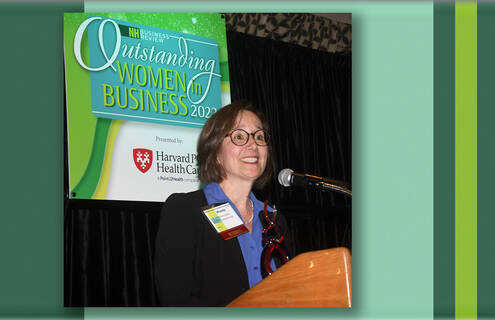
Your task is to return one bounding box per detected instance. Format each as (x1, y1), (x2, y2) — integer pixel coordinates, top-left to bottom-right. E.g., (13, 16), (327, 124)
(477, 1), (495, 318)
(433, 1), (455, 319)
(13, 0), (495, 319)
(454, 3), (477, 319)
(0, 2), (84, 319)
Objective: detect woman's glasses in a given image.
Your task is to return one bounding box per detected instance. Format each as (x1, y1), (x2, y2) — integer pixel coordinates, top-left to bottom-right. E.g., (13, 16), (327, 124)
(225, 129), (269, 146)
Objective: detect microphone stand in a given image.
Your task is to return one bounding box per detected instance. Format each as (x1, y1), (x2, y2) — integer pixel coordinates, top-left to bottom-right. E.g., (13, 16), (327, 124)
(311, 180), (352, 197)
(264, 171), (352, 277)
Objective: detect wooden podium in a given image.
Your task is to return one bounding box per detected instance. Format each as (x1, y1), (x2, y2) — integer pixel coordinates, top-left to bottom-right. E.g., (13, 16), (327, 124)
(227, 247), (352, 307)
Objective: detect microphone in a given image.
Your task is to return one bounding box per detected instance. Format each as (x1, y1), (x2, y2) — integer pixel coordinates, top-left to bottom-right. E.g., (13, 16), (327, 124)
(278, 168), (352, 196)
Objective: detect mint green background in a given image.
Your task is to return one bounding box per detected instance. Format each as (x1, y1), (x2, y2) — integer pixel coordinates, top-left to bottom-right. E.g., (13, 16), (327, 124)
(85, 1), (434, 319)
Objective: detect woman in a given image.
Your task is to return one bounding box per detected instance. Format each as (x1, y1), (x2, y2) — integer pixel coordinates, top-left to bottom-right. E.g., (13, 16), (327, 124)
(154, 100), (287, 306)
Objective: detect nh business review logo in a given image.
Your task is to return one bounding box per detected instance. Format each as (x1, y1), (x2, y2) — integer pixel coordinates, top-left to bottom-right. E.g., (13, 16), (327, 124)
(73, 16), (222, 128)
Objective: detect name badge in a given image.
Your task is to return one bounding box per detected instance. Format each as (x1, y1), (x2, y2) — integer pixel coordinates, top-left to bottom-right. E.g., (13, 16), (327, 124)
(201, 203), (248, 240)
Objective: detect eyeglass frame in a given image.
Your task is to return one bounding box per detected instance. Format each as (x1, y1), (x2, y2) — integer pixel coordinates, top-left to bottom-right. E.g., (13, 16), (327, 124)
(224, 128), (270, 146)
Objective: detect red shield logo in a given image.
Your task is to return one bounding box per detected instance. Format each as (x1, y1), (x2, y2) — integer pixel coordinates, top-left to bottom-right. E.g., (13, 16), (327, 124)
(133, 148), (153, 173)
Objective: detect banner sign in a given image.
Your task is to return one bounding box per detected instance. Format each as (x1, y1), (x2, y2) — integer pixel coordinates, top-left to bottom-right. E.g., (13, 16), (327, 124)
(64, 13), (230, 202)
(78, 15), (221, 127)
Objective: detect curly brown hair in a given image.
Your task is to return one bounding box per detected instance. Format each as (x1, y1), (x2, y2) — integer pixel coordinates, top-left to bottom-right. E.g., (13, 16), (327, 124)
(197, 100), (275, 190)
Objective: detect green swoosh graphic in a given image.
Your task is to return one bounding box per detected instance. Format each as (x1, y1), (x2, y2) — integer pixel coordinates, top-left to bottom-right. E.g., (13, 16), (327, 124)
(220, 61), (230, 82)
(71, 118), (112, 198)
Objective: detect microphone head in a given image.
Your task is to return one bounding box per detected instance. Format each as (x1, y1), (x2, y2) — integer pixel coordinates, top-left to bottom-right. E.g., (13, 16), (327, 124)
(278, 168), (293, 187)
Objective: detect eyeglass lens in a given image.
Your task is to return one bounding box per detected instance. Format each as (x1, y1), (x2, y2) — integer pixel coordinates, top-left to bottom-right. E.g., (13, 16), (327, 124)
(231, 129), (268, 146)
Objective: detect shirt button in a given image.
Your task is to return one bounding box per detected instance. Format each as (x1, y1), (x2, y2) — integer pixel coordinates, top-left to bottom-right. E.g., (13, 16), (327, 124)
(254, 266), (258, 270)
(250, 246), (254, 249)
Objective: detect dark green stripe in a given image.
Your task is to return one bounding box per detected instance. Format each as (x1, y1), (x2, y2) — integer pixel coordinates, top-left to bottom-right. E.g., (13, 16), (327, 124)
(434, 1), (455, 319)
(0, 2), (84, 318)
(477, 2), (495, 318)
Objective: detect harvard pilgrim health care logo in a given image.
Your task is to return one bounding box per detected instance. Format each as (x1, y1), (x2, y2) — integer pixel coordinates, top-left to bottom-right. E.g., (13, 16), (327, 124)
(133, 148), (153, 173)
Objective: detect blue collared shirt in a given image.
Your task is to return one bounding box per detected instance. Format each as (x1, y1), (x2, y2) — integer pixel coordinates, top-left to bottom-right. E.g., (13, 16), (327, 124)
(203, 182), (273, 288)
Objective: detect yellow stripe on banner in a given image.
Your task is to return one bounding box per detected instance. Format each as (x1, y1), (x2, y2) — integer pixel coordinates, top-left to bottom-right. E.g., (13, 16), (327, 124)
(221, 82), (231, 93)
(92, 119), (124, 199)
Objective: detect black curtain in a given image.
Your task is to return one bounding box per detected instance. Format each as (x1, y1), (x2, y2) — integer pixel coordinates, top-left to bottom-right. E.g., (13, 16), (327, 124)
(64, 31), (351, 307)
(64, 201), (160, 306)
(227, 31), (352, 255)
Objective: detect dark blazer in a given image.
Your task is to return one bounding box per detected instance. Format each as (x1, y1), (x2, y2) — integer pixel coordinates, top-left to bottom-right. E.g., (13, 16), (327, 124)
(154, 190), (250, 307)
(154, 189), (291, 307)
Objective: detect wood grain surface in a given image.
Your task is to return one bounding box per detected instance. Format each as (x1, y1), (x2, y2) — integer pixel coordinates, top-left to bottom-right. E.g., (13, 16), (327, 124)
(227, 247), (352, 307)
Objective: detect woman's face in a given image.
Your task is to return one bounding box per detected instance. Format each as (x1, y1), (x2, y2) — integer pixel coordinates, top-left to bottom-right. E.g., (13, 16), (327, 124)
(217, 110), (268, 185)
